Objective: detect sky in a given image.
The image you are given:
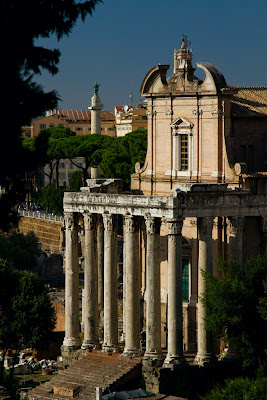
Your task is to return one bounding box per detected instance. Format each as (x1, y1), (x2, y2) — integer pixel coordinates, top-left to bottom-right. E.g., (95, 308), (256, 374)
(35, 0), (267, 112)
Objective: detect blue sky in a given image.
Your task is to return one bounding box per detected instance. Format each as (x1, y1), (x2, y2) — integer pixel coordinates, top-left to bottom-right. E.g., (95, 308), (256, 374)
(36, 0), (267, 112)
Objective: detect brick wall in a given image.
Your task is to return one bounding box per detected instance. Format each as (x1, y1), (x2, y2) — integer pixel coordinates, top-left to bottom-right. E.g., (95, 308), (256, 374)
(18, 217), (63, 253)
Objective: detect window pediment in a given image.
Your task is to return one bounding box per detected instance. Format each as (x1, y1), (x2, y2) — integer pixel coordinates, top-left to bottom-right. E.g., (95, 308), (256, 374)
(170, 116), (194, 130)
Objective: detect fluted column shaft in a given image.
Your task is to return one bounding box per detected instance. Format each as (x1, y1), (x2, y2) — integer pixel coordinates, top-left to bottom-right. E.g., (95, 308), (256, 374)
(63, 212), (81, 348)
(195, 217), (215, 365)
(123, 215), (140, 355)
(164, 219), (185, 366)
(143, 216), (163, 363)
(82, 213), (99, 349)
(102, 213), (119, 352)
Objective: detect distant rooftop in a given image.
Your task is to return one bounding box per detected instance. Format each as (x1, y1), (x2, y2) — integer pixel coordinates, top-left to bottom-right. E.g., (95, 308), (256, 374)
(232, 87), (267, 117)
(52, 109), (115, 122)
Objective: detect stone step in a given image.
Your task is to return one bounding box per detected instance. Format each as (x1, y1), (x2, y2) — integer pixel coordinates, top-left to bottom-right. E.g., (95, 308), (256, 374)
(27, 352), (142, 400)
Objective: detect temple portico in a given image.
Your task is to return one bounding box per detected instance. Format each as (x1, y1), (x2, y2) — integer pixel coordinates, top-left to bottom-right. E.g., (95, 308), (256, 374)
(62, 183), (267, 367)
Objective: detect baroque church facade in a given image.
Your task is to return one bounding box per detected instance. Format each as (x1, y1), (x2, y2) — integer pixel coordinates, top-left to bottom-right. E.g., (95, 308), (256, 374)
(60, 40), (267, 369)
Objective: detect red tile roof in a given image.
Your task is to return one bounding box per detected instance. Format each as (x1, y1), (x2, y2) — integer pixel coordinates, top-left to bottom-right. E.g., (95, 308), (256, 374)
(232, 87), (267, 117)
(55, 110), (115, 121)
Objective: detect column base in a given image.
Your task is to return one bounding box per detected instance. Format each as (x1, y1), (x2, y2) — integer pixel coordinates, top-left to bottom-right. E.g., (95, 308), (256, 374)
(123, 348), (141, 357)
(163, 354), (186, 368)
(81, 340), (100, 350)
(62, 336), (81, 350)
(143, 351), (164, 367)
(102, 344), (120, 353)
(194, 352), (217, 367)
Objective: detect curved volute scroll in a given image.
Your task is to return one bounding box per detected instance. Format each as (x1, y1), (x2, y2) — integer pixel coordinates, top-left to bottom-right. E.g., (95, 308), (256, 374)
(140, 64), (169, 95)
(197, 62), (227, 93)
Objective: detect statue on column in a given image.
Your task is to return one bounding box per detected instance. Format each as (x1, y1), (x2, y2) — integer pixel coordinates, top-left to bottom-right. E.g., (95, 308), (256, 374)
(94, 81), (100, 95)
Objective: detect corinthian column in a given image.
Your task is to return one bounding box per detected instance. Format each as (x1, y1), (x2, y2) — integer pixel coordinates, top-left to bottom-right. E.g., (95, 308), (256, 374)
(123, 215), (140, 356)
(63, 212), (81, 349)
(195, 217), (215, 366)
(102, 213), (119, 352)
(143, 215), (163, 364)
(97, 215), (104, 340)
(82, 213), (99, 349)
(164, 219), (185, 366)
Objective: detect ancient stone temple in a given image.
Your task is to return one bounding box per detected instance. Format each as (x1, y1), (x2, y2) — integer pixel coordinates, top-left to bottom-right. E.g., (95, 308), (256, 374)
(61, 39), (267, 371)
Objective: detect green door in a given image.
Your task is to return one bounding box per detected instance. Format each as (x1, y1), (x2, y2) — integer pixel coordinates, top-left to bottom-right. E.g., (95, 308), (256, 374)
(182, 259), (189, 302)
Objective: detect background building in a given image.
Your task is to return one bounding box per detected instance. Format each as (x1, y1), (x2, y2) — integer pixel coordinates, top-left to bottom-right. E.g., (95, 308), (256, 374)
(115, 101), (147, 137)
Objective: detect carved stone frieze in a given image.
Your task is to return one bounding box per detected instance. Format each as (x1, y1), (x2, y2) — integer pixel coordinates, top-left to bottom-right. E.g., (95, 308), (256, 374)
(167, 219), (183, 235)
(145, 215), (161, 235)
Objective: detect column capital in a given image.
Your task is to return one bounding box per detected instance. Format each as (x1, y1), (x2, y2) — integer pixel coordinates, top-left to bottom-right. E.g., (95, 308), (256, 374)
(145, 215), (161, 235)
(197, 217), (214, 237)
(167, 219), (183, 235)
(64, 212), (74, 230)
(102, 213), (117, 231)
(227, 216), (245, 236)
(83, 212), (94, 231)
(124, 215), (139, 233)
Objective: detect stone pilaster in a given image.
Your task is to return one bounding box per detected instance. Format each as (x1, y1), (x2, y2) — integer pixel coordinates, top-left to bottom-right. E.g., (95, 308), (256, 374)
(102, 213), (119, 352)
(63, 212), (81, 349)
(82, 213), (99, 349)
(164, 219), (185, 366)
(195, 217), (215, 366)
(97, 215), (104, 340)
(143, 215), (163, 365)
(227, 216), (245, 269)
(123, 215), (140, 356)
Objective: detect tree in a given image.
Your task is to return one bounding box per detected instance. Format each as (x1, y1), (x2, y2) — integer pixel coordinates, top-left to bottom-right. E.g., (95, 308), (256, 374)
(63, 134), (115, 184)
(100, 129), (147, 188)
(38, 184), (64, 215)
(0, 0), (101, 229)
(69, 170), (84, 192)
(202, 251), (267, 369)
(36, 126), (76, 187)
(0, 232), (39, 271)
(0, 260), (56, 371)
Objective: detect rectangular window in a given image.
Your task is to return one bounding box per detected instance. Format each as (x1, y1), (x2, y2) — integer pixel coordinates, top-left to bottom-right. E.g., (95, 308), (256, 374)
(40, 124), (46, 129)
(59, 162), (65, 168)
(49, 124), (55, 128)
(59, 173), (65, 179)
(180, 134), (188, 171)
(88, 127), (91, 131)
(182, 259), (189, 302)
(76, 127), (82, 131)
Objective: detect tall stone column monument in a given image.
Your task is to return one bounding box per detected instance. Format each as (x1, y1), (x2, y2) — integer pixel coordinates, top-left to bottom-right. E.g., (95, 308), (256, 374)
(88, 82), (103, 135)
